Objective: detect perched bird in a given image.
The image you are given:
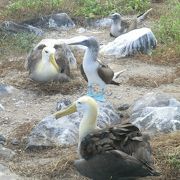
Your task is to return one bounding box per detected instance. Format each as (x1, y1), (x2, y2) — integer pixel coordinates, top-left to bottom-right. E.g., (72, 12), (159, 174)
(54, 96), (160, 180)
(110, 8), (152, 38)
(68, 37), (121, 102)
(25, 44), (71, 82)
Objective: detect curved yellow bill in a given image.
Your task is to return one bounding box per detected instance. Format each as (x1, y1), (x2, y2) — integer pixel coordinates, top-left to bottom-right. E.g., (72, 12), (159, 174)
(50, 54), (60, 71)
(54, 102), (77, 119)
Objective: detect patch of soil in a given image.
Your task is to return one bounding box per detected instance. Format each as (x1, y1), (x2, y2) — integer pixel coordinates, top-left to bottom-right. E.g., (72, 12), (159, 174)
(127, 73), (175, 87)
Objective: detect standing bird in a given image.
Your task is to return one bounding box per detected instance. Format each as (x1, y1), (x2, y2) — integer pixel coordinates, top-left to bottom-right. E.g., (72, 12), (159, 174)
(68, 37), (120, 102)
(54, 96), (160, 180)
(25, 44), (71, 82)
(110, 9), (152, 38)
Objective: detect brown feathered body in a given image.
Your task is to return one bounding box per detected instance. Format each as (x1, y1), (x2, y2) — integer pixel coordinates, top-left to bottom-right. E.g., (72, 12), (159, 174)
(75, 123), (160, 180)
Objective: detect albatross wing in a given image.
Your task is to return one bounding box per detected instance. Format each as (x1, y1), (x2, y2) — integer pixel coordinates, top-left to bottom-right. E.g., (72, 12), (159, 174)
(76, 123), (160, 179)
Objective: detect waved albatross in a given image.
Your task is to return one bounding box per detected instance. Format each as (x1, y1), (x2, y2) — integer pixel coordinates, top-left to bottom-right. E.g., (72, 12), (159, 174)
(110, 8), (152, 38)
(54, 96), (160, 180)
(25, 44), (70, 82)
(68, 37), (120, 102)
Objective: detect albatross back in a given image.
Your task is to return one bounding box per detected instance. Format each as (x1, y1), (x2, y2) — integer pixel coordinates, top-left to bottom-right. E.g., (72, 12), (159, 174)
(75, 123), (160, 179)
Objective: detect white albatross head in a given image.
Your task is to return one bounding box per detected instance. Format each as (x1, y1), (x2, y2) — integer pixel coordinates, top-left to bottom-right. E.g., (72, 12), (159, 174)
(54, 96), (99, 141)
(41, 46), (59, 71)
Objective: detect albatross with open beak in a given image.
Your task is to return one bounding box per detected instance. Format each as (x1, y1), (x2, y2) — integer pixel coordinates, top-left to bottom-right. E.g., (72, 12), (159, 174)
(54, 96), (160, 180)
(26, 44), (70, 82)
(68, 37), (120, 102)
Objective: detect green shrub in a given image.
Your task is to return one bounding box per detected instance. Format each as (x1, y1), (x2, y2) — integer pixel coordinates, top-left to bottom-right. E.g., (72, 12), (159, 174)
(154, 0), (180, 44)
(5, 0), (63, 20)
(153, 0), (180, 61)
(0, 31), (41, 56)
(168, 154), (180, 169)
(75, 0), (150, 17)
(4, 0), (151, 20)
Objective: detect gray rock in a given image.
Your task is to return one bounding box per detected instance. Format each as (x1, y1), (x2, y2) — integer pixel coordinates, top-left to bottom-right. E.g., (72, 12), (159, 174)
(118, 104), (130, 111)
(11, 138), (20, 146)
(0, 21), (43, 36)
(0, 164), (20, 180)
(26, 99), (120, 149)
(0, 84), (14, 96)
(0, 135), (6, 145)
(23, 13), (75, 30)
(87, 18), (112, 27)
(0, 145), (16, 160)
(130, 92), (180, 133)
(48, 13), (75, 29)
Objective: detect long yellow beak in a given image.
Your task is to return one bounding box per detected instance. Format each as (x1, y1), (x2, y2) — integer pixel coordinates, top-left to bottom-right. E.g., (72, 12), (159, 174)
(54, 102), (77, 119)
(50, 54), (60, 71)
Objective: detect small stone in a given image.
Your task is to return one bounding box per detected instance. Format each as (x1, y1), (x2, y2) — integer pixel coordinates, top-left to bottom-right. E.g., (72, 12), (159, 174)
(0, 135), (6, 143)
(0, 104), (4, 111)
(77, 28), (86, 33)
(118, 104), (130, 111)
(0, 141), (5, 145)
(56, 99), (71, 111)
(0, 145), (16, 160)
(174, 78), (180, 84)
(0, 164), (20, 179)
(11, 138), (20, 145)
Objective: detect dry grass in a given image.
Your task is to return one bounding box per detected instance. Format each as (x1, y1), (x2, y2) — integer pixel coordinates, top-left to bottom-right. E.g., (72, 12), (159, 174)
(9, 146), (87, 179)
(0, 56), (86, 95)
(175, 65), (180, 78)
(135, 46), (180, 66)
(6, 127), (180, 179)
(151, 132), (180, 179)
(127, 73), (176, 88)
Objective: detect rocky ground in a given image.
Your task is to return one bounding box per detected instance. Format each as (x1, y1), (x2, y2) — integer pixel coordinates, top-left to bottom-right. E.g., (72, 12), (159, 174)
(0, 13), (180, 180)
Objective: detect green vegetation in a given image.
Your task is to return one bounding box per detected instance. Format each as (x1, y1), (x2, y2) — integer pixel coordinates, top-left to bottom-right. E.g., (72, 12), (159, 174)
(3, 0), (150, 20)
(0, 31), (41, 56)
(152, 0), (180, 63)
(76, 0), (150, 17)
(4, 0), (63, 20)
(168, 154), (180, 169)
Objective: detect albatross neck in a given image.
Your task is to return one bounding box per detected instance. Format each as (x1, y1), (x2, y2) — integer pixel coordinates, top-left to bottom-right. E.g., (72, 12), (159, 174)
(79, 105), (98, 142)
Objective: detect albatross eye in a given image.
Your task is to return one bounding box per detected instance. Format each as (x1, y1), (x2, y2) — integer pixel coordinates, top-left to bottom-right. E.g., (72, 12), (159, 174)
(45, 50), (48, 53)
(77, 101), (82, 105)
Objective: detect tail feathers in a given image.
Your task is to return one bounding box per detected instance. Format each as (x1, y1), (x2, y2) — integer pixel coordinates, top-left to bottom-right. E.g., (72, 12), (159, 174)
(113, 69), (126, 80)
(111, 69), (126, 85)
(137, 8), (152, 23)
(110, 80), (120, 86)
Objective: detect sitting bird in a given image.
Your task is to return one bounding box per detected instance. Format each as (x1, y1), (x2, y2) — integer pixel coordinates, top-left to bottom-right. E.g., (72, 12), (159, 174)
(25, 44), (71, 82)
(110, 8), (152, 38)
(54, 96), (160, 180)
(68, 36), (121, 102)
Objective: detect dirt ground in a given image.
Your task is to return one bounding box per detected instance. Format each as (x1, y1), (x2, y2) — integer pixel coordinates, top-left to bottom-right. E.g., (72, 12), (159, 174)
(0, 20), (180, 179)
